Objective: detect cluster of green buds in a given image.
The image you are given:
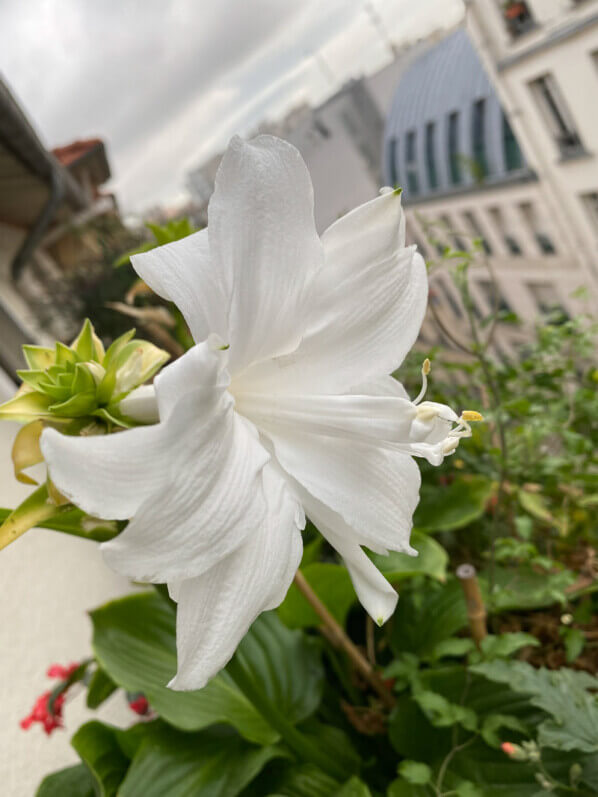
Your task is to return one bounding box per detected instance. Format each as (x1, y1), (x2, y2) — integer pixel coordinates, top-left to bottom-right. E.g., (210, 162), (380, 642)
(0, 319), (169, 485)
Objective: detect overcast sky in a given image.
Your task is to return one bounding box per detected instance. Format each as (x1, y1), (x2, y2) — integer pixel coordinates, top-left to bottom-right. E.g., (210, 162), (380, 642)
(0, 0), (463, 212)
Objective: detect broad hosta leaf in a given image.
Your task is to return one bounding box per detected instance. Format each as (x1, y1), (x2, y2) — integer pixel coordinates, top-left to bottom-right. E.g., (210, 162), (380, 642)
(278, 563), (355, 629)
(245, 762), (341, 797)
(36, 764), (95, 797)
(118, 728), (283, 797)
(472, 660), (598, 754)
(91, 592), (323, 746)
(413, 476), (494, 533)
(370, 531), (448, 583)
(70, 721), (129, 797)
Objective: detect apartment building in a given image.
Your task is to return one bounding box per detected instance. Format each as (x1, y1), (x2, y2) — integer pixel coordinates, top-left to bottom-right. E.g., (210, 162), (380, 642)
(384, 14), (598, 356)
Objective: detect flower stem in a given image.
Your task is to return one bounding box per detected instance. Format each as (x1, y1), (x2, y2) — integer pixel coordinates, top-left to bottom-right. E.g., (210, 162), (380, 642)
(293, 570), (395, 709)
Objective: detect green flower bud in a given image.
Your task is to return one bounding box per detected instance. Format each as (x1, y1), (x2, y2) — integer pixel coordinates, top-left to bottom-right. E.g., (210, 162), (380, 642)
(0, 318), (169, 429)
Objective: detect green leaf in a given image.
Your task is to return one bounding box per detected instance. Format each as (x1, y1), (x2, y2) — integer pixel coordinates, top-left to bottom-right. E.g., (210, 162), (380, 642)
(0, 484), (65, 551)
(387, 779), (432, 796)
(398, 760), (432, 784)
(413, 690), (477, 732)
(390, 578), (469, 658)
(118, 727), (283, 797)
(484, 565), (575, 612)
(413, 476), (494, 533)
(36, 764), (95, 797)
(370, 531), (448, 583)
(432, 638), (476, 661)
(561, 627), (586, 663)
(86, 667), (118, 709)
(91, 593), (323, 746)
(518, 490), (554, 526)
(472, 660), (598, 753)
(480, 714), (528, 748)
(70, 721), (130, 797)
(0, 505), (120, 544)
(278, 563), (355, 628)
(478, 633), (539, 661)
(247, 763), (341, 797)
(333, 776), (372, 796)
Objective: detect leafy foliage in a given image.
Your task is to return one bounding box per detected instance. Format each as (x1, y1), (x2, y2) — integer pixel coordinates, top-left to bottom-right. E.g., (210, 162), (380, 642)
(21, 233), (598, 795)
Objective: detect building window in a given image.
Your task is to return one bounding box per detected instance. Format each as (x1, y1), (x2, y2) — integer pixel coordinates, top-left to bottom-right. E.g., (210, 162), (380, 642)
(387, 137), (399, 187)
(520, 202), (557, 254)
(502, 113), (523, 171)
(464, 210), (492, 255)
(477, 279), (513, 315)
(503, 1), (535, 38)
(472, 99), (489, 179)
(406, 130), (419, 196)
(527, 282), (569, 319)
(425, 122), (438, 190)
(488, 207), (522, 255)
(529, 75), (583, 158)
(440, 214), (466, 251)
(581, 191), (598, 229)
(448, 111), (462, 185)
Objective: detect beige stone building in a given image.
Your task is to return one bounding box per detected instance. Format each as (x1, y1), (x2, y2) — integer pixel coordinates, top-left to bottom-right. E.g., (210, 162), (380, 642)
(384, 4), (598, 357)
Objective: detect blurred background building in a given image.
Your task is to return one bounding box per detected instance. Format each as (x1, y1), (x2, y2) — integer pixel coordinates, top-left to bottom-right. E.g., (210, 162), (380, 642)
(0, 79), (127, 378)
(186, 0), (598, 361)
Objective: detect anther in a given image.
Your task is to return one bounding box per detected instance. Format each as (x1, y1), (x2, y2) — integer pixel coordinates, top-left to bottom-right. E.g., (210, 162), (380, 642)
(413, 359), (431, 405)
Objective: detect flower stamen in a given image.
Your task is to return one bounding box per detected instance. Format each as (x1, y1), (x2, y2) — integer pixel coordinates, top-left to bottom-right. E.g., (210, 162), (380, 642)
(413, 358), (431, 405)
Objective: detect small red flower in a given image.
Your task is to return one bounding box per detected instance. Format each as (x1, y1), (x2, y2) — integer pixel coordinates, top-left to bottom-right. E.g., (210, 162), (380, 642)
(46, 662), (79, 680)
(20, 691), (65, 735)
(128, 695), (149, 715)
(501, 742), (516, 756)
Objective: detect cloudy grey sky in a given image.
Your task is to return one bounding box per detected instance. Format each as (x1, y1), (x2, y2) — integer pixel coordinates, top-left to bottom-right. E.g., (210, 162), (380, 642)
(0, 0), (463, 211)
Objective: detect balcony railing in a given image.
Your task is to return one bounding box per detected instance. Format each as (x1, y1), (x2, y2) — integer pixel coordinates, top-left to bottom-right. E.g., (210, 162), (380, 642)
(503, 1), (535, 37)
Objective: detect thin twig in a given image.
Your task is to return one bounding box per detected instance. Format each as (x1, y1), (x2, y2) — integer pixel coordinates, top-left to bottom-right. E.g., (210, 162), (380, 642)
(293, 570), (395, 708)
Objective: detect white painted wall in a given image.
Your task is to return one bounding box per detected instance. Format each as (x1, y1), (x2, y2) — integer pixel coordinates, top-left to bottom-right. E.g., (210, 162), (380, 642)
(0, 372), (135, 796)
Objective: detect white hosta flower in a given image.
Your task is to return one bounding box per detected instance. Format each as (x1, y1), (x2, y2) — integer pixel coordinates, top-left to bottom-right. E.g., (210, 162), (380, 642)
(41, 135), (475, 691)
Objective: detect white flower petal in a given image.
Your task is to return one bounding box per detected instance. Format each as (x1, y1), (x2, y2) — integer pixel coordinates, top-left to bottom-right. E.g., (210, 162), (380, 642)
(101, 398), (270, 584)
(236, 392), (417, 448)
(41, 422), (173, 520)
(237, 191), (427, 395)
(169, 464), (303, 691)
(118, 384), (159, 424)
(265, 425), (420, 556)
(300, 488), (397, 625)
(208, 135), (323, 374)
(154, 336), (229, 421)
(131, 228), (229, 344)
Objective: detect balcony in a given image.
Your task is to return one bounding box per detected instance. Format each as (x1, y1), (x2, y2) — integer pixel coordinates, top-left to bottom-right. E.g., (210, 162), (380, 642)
(502, 1), (535, 38)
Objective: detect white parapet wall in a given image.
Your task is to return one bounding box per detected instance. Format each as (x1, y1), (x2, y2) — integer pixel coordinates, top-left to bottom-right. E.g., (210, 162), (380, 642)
(0, 370), (136, 794)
